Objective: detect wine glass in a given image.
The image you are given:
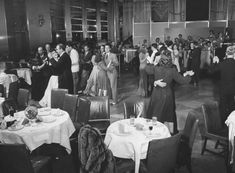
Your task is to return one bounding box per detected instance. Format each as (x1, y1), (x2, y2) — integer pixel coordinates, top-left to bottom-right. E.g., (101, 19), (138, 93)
(149, 124), (153, 135)
(152, 116), (157, 126)
(130, 115), (135, 126)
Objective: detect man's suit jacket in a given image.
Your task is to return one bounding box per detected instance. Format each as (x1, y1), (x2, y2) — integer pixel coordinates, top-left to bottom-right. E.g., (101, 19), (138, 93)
(211, 58), (235, 95)
(50, 52), (73, 94)
(104, 52), (119, 73)
(191, 47), (201, 70)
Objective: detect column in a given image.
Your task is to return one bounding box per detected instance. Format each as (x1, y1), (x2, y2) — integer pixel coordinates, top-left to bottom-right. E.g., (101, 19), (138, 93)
(0, 0), (9, 55)
(65, 0), (72, 41)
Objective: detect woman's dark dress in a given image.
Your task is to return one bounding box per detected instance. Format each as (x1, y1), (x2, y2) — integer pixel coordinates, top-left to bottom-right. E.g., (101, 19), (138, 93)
(29, 54), (46, 101)
(146, 65), (191, 122)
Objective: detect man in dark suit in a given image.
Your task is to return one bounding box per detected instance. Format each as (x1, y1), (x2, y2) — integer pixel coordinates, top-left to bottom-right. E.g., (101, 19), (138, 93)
(211, 46), (235, 125)
(191, 41), (201, 86)
(50, 43), (73, 94)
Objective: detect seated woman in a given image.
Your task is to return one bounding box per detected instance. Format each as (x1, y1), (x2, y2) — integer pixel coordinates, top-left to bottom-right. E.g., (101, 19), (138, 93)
(83, 53), (110, 97)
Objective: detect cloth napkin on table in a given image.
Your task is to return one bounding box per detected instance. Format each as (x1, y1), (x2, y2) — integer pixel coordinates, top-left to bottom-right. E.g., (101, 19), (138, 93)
(118, 123), (132, 134)
(225, 110), (235, 163)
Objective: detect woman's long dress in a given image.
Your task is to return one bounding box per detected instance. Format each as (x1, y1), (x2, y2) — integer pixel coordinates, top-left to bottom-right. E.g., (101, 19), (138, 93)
(145, 65), (191, 122)
(84, 61), (110, 97)
(137, 56), (147, 97)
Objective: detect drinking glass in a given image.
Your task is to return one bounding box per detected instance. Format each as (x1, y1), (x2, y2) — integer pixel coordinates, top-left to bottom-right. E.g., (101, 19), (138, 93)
(149, 124), (153, 135)
(152, 116), (157, 126)
(130, 115), (135, 126)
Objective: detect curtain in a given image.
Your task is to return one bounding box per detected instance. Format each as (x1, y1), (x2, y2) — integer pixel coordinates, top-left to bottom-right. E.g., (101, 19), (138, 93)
(133, 0), (151, 23)
(123, 0), (133, 40)
(168, 0), (186, 22)
(151, 0), (169, 22)
(210, 0), (227, 20)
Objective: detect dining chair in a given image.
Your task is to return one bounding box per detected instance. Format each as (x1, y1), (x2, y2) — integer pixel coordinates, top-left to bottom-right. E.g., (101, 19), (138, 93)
(86, 96), (110, 136)
(77, 124), (116, 173)
(144, 133), (181, 173)
(17, 88), (30, 110)
(123, 97), (146, 119)
(63, 94), (78, 121)
(2, 98), (18, 116)
(201, 102), (228, 156)
(74, 97), (91, 130)
(51, 88), (68, 109)
(177, 113), (199, 173)
(4, 69), (18, 77)
(8, 81), (19, 101)
(0, 83), (5, 97)
(0, 143), (50, 173)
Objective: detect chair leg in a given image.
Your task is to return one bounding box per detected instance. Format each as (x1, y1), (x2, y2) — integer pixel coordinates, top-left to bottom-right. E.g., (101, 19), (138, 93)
(201, 137), (207, 155)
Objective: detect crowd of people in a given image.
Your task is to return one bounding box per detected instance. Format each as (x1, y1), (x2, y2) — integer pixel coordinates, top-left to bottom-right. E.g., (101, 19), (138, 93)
(27, 28), (234, 133)
(29, 41), (120, 105)
(134, 29), (234, 133)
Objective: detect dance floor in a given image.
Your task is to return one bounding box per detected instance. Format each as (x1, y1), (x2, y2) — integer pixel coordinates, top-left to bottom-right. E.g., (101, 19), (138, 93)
(111, 72), (226, 173)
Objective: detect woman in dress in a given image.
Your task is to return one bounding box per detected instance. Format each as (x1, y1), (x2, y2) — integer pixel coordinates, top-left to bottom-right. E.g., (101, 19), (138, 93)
(83, 53), (110, 97)
(145, 49), (194, 133)
(172, 44), (180, 72)
(29, 46), (47, 101)
(137, 48), (148, 97)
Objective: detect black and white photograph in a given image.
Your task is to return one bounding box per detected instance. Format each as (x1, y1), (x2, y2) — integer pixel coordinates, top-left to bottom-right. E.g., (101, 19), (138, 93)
(0, 0), (235, 173)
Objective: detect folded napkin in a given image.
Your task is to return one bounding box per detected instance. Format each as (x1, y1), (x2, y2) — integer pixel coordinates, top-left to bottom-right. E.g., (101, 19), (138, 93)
(118, 123), (133, 134)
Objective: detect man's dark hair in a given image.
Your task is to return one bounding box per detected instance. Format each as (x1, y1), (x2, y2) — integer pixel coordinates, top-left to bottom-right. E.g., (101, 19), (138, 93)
(57, 43), (65, 51)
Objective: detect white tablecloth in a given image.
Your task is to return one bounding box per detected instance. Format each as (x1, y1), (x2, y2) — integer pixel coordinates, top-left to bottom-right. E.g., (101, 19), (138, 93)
(125, 49), (137, 63)
(14, 68), (32, 85)
(226, 111), (235, 163)
(104, 118), (171, 173)
(39, 75), (58, 107)
(0, 109), (75, 153)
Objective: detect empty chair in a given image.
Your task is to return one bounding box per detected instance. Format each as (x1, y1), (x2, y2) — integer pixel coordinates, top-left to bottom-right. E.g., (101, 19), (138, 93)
(123, 98), (146, 119)
(51, 88), (68, 109)
(8, 81), (19, 101)
(2, 98), (18, 116)
(201, 102), (228, 156)
(177, 113), (199, 173)
(74, 97), (91, 129)
(86, 96), (110, 136)
(63, 94), (78, 121)
(4, 69), (18, 77)
(0, 144), (50, 173)
(17, 88), (30, 110)
(146, 133), (181, 173)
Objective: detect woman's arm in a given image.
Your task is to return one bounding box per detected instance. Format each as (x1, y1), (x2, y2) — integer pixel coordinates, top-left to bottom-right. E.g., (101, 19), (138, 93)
(172, 68), (191, 84)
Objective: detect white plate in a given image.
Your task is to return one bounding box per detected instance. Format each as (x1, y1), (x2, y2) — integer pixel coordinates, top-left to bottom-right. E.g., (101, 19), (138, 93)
(42, 116), (56, 123)
(38, 111), (51, 116)
(8, 125), (24, 131)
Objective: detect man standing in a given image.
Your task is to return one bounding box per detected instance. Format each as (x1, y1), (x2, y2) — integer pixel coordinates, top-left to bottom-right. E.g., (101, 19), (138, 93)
(66, 42), (80, 94)
(191, 41), (201, 86)
(211, 46), (235, 125)
(50, 43), (73, 94)
(104, 44), (119, 104)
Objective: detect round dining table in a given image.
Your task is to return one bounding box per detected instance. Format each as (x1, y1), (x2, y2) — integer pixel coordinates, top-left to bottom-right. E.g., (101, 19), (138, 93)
(104, 118), (171, 173)
(0, 108), (75, 154)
